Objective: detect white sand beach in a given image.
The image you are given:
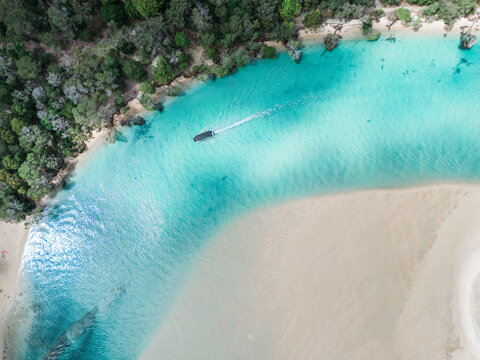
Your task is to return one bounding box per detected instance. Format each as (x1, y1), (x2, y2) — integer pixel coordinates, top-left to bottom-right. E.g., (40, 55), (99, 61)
(0, 221), (30, 356)
(0, 222), (29, 315)
(140, 183), (480, 360)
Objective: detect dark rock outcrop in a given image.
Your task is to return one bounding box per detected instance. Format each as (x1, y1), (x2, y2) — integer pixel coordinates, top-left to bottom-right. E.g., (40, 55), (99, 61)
(324, 34), (339, 51)
(460, 33), (476, 49)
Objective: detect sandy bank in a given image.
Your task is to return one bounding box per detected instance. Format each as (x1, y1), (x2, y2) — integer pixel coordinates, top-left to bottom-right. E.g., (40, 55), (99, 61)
(297, 12), (480, 44)
(0, 222), (29, 314)
(0, 220), (30, 357)
(140, 183), (480, 360)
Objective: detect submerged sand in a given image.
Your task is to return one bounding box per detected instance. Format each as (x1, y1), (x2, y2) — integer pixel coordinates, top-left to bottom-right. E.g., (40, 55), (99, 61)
(140, 183), (480, 360)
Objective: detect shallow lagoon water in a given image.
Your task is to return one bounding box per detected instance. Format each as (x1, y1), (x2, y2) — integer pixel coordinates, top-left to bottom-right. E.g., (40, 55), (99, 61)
(9, 37), (480, 359)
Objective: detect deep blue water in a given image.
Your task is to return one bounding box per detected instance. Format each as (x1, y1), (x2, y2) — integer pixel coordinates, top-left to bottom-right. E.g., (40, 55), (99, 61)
(8, 37), (480, 359)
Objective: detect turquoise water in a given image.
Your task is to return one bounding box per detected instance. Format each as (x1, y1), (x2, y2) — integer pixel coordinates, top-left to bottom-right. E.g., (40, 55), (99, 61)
(9, 37), (480, 359)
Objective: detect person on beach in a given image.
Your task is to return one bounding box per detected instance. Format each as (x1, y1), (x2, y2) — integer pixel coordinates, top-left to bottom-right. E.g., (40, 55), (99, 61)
(1, 250), (6, 258)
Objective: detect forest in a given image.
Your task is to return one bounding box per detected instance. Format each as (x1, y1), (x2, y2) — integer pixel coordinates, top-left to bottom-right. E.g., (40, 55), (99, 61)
(0, 0), (476, 222)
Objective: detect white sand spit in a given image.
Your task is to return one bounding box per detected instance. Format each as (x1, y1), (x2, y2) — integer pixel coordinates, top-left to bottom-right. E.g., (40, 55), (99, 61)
(140, 184), (480, 360)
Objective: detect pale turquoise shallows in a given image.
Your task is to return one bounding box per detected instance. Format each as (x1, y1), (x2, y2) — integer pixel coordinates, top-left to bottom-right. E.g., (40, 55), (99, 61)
(11, 37), (480, 359)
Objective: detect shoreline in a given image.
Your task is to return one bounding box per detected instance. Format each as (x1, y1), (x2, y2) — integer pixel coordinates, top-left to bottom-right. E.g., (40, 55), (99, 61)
(0, 18), (478, 356)
(298, 16), (479, 44)
(140, 183), (480, 359)
(0, 221), (30, 358)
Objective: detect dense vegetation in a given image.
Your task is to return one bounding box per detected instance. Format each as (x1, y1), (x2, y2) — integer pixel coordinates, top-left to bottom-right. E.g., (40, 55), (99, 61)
(0, 0), (475, 222)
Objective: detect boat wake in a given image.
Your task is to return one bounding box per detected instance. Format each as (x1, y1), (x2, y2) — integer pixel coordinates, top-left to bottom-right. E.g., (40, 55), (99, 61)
(214, 96), (309, 135)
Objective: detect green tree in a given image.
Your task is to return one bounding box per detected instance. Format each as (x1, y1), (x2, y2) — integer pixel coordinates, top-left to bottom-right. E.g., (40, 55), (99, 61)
(117, 38), (135, 54)
(0, 169), (23, 189)
(101, 3), (126, 24)
(47, 5), (80, 39)
(2, 153), (24, 170)
(304, 10), (323, 29)
(132, 0), (162, 18)
(207, 48), (218, 61)
(121, 59), (147, 82)
(0, 80), (12, 110)
(262, 44), (276, 59)
(15, 56), (41, 81)
(280, 0), (302, 21)
(152, 56), (175, 84)
(201, 33), (216, 48)
(0, 128), (16, 145)
(125, 0), (142, 18)
(233, 48), (250, 67)
(166, 0), (192, 29)
(18, 126), (53, 153)
(139, 81), (155, 94)
(10, 117), (26, 135)
(174, 31), (190, 49)
(395, 8), (412, 22)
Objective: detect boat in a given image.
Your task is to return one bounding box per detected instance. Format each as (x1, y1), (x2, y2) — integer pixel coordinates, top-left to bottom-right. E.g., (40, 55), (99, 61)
(193, 130), (215, 142)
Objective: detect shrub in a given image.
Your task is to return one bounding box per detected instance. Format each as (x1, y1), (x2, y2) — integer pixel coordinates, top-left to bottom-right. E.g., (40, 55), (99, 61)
(304, 10), (323, 29)
(174, 31), (190, 49)
(262, 44), (276, 59)
(140, 81), (156, 94)
(395, 8), (412, 22)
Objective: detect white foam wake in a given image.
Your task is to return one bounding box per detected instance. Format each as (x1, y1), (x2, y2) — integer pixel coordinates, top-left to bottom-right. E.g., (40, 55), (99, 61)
(214, 96), (310, 135)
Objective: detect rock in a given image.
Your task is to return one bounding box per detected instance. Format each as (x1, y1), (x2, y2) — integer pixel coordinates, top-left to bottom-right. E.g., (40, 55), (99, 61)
(324, 33), (339, 51)
(119, 115), (145, 127)
(131, 116), (146, 126)
(106, 130), (117, 144)
(286, 40), (303, 63)
(460, 33), (476, 49)
(288, 49), (302, 63)
(155, 102), (164, 112)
